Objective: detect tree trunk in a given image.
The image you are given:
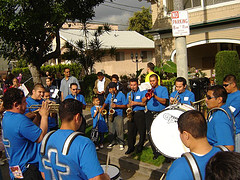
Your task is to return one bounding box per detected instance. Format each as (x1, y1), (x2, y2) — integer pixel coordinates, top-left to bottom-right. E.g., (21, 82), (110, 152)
(28, 63), (42, 85)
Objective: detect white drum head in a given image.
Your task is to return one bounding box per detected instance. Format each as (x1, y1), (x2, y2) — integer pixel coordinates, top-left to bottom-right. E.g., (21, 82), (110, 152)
(101, 164), (120, 180)
(166, 103), (195, 111)
(150, 109), (190, 159)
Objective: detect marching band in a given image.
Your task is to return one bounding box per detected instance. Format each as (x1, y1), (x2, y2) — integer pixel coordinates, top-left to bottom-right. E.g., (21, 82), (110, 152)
(1, 71), (239, 180)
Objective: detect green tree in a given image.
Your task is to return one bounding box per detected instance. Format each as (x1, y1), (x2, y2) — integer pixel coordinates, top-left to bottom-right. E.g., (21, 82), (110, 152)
(215, 51), (240, 87)
(128, 7), (152, 39)
(62, 25), (116, 75)
(0, 0), (106, 84)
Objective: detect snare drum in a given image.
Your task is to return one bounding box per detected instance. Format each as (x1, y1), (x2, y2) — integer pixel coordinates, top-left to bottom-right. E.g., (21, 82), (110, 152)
(150, 104), (195, 159)
(101, 164), (120, 180)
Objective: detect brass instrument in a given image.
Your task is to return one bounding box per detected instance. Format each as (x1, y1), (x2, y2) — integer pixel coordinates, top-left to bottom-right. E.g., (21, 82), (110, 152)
(172, 91), (180, 104)
(190, 98), (205, 106)
(126, 91), (133, 121)
(109, 93), (115, 122)
(145, 88), (154, 100)
(27, 104), (59, 113)
(101, 109), (107, 116)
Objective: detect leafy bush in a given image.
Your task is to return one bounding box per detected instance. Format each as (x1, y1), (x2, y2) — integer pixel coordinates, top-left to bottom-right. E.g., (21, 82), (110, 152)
(81, 74), (98, 103)
(215, 51), (240, 87)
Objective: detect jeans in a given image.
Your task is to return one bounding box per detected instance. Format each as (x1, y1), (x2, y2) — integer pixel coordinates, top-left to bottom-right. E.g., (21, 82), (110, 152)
(108, 115), (124, 145)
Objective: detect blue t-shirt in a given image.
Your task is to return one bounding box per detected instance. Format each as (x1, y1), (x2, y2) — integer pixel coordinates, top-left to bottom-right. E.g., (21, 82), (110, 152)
(207, 104), (235, 146)
(146, 86), (169, 112)
(226, 90), (240, 134)
(39, 129), (103, 180)
(25, 96), (43, 114)
(170, 90), (195, 105)
(104, 91), (126, 116)
(65, 94), (86, 105)
(126, 89), (146, 111)
(91, 106), (108, 133)
(166, 147), (221, 180)
(2, 111), (42, 179)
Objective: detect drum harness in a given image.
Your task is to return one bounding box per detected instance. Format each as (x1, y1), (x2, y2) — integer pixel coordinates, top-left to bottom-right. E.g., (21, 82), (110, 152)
(40, 130), (84, 156)
(181, 107), (234, 180)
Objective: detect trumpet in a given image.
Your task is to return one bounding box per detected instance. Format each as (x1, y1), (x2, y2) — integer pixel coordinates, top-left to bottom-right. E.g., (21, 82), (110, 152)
(190, 98), (205, 106)
(126, 91), (133, 121)
(109, 93), (115, 122)
(145, 88), (154, 100)
(171, 91), (180, 104)
(27, 104), (59, 113)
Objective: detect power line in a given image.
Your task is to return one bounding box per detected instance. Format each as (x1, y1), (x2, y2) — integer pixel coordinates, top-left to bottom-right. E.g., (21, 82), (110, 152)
(90, 20), (129, 27)
(101, 4), (136, 13)
(105, 1), (142, 10)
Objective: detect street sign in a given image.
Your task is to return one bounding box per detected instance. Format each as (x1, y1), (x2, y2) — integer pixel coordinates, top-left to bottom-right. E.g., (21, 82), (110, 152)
(171, 10), (190, 37)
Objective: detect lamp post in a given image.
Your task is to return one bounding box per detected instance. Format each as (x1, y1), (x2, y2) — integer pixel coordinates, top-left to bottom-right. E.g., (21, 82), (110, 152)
(131, 52), (143, 73)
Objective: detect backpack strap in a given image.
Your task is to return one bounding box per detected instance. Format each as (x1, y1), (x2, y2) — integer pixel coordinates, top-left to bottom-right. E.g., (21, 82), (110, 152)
(62, 132), (83, 155)
(40, 130), (56, 156)
(182, 152), (202, 180)
(215, 145), (229, 152)
(207, 107), (231, 121)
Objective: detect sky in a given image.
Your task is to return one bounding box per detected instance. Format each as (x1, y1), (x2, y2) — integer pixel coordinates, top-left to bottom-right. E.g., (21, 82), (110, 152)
(92, 0), (151, 30)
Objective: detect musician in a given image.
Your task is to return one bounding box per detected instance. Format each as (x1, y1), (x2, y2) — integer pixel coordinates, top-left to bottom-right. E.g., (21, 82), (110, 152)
(125, 78), (146, 154)
(25, 83), (45, 124)
(142, 74), (169, 159)
(170, 77), (195, 105)
(205, 85), (234, 151)
(2, 88), (49, 179)
(45, 77), (60, 103)
(100, 82), (127, 151)
(106, 74), (125, 96)
(145, 62), (160, 85)
(166, 110), (222, 180)
(43, 90), (58, 131)
(39, 99), (109, 180)
(60, 67), (80, 101)
(65, 83), (86, 134)
(93, 72), (111, 105)
(223, 74), (240, 152)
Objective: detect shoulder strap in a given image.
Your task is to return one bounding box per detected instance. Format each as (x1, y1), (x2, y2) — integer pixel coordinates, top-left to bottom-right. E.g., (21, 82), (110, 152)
(62, 132), (83, 155)
(40, 130), (56, 156)
(207, 107), (231, 121)
(215, 145), (229, 151)
(182, 152), (202, 180)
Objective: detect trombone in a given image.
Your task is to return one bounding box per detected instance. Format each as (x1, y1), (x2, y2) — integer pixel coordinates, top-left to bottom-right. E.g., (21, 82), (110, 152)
(190, 98), (205, 106)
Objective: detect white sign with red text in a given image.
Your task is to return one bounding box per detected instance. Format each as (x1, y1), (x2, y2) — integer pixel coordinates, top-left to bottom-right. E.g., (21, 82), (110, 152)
(171, 10), (190, 37)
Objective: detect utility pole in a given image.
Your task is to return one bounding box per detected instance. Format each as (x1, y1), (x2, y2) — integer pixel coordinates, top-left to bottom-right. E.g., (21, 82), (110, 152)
(173, 0), (188, 82)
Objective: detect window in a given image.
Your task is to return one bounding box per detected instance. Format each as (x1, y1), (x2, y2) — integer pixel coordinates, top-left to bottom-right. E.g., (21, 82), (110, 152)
(116, 52), (125, 61)
(204, 0), (233, 6)
(141, 51), (153, 62)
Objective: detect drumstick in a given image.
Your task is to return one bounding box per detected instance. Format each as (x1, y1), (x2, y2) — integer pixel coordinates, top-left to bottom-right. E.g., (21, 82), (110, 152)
(105, 152), (110, 173)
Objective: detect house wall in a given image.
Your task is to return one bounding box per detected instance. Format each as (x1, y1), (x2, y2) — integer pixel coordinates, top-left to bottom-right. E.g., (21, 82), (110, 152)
(93, 49), (155, 76)
(151, 0), (240, 77)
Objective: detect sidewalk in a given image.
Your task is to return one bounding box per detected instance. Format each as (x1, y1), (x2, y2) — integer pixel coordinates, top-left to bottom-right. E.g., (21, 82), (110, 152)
(83, 108), (171, 179)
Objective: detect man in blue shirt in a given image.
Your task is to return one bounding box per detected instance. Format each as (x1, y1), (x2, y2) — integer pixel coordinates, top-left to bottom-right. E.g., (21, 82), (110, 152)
(25, 83), (45, 125)
(65, 83), (86, 134)
(170, 77), (195, 105)
(223, 74), (240, 152)
(206, 85), (234, 151)
(125, 78), (146, 154)
(2, 88), (49, 179)
(39, 99), (109, 180)
(142, 74), (169, 159)
(100, 82), (127, 150)
(166, 110), (221, 180)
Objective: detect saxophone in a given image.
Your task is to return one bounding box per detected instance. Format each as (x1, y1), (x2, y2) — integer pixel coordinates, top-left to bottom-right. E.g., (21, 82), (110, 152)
(126, 91), (133, 121)
(109, 93), (115, 122)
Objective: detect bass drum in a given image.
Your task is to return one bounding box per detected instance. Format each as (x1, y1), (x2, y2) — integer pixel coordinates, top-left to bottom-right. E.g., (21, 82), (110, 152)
(150, 104), (195, 159)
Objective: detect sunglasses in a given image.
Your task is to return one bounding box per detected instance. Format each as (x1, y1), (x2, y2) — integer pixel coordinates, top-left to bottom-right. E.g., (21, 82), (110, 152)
(71, 89), (77, 91)
(223, 83), (231, 87)
(206, 95), (215, 100)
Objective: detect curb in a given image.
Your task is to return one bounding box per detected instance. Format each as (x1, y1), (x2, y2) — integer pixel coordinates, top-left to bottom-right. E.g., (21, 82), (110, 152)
(97, 147), (170, 179)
